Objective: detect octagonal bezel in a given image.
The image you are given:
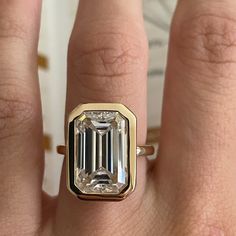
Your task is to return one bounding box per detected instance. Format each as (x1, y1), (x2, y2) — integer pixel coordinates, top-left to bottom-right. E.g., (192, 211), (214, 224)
(67, 103), (137, 201)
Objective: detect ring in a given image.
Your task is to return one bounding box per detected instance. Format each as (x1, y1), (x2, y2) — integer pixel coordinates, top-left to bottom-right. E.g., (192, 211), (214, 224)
(57, 103), (155, 201)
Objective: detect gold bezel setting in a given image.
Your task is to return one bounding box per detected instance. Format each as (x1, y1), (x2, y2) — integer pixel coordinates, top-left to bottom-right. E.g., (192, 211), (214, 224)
(67, 103), (137, 201)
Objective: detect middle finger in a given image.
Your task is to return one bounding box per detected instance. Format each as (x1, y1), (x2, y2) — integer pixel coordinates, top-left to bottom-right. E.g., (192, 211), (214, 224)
(157, 0), (236, 234)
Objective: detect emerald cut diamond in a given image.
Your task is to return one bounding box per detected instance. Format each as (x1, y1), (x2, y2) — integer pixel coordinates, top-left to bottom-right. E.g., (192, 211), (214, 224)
(74, 111), (129, 195)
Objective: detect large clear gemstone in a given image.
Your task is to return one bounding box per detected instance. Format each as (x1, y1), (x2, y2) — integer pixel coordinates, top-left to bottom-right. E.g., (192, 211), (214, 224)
(74, 111), (129, 194)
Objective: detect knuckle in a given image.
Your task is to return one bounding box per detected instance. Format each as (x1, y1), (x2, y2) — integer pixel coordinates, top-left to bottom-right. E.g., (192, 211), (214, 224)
(68, 23), (148, 96)
(0, 15), (27, 41)
(0, 83), (38, 140)
(172, 12), (236, 74)
(170, 10), (236, 104)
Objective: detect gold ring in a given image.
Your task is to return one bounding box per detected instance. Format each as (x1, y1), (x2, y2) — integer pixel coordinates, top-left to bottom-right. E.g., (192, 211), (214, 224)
(58, 103), (155, 201)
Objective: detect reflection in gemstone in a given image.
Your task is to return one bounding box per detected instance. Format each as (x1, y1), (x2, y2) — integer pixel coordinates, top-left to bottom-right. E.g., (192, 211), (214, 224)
(74, 111), (129, 194)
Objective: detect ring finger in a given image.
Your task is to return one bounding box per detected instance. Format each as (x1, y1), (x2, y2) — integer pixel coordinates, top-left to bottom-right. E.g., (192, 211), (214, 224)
(55, 1), (150, 235)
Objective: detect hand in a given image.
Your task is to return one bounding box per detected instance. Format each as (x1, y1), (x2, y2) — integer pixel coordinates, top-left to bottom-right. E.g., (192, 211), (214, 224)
(1, 0), (236, 235)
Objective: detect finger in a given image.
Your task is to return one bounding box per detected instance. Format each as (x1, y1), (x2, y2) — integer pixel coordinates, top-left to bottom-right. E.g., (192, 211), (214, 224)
(55, 0), (150, 234)
(157, 0), (236, 233)
(66, 0), (148, 142)
(0, 1), (43, 234)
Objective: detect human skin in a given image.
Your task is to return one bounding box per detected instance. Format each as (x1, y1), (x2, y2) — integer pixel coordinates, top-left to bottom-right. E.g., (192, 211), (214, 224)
(0, 0), (236, 235)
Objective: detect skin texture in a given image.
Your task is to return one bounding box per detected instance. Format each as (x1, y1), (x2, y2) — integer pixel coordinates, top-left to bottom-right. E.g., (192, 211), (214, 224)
(0, 0), (236, 235)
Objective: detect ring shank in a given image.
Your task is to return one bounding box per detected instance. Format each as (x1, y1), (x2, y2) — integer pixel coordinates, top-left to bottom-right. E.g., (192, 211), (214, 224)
(57, 145), (155, 157)
(136, 146), (155, 156)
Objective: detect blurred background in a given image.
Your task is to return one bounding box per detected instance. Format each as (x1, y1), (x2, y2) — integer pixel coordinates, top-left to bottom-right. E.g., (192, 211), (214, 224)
(38, 0), (177, 195)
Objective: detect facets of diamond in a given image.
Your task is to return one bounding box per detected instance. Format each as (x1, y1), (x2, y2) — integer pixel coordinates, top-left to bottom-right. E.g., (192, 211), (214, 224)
(74, 111), (129, 195)
(85, 111), (118, 121)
